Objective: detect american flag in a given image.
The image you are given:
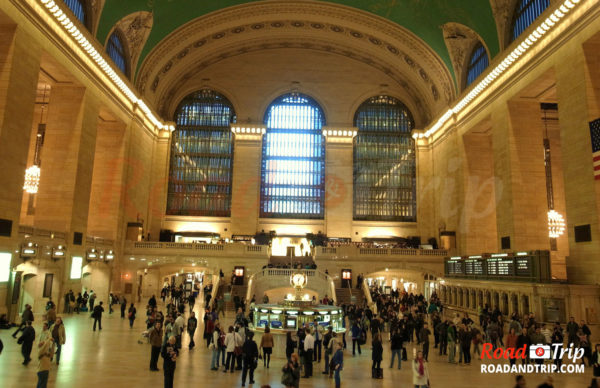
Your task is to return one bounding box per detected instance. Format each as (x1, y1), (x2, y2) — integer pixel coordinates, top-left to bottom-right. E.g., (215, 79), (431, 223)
(591, 118), (600, 180)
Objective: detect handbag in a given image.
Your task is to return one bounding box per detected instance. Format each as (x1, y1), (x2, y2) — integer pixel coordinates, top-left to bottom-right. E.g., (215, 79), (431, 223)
(234, 346), (242, 356)
(281, 370), (294, 386)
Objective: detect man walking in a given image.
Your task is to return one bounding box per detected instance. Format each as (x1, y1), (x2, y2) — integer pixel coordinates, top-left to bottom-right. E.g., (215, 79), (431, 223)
(17, 320), (35, 365)
(92, 301), (104, 331)
(12, 304), (34, 338)
(419, 322), (431, 361)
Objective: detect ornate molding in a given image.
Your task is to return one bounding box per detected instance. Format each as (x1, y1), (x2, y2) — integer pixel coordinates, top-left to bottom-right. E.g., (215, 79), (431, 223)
(489, 0), (518, 50)
(155, 37), (431, 125)
(89, 0), (105, 36)
(441, 23), (485, 91)
(114, 11), (153, 77)
(135, 1), (456, 119)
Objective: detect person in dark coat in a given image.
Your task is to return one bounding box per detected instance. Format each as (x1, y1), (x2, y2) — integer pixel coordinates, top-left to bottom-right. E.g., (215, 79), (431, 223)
(285, 331), (296, 362)
(12, 304), (34, 338)
(516, 327), (531, 365)
(92, 302), (104, 331)
(17, 320), (35, 365)
(282, 353), (301, 388)
(592, 344), (600, 378)
(371, 333), (383, 378)
(162, 336), (178, 388)
(241, 332), (258, 387)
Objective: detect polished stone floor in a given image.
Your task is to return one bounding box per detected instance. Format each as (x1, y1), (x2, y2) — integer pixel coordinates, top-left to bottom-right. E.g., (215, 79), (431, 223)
(0, 300), (594, 388)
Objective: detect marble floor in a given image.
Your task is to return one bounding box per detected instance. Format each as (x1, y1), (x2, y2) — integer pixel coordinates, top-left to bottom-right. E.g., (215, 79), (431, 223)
(0, 301), (595, 388)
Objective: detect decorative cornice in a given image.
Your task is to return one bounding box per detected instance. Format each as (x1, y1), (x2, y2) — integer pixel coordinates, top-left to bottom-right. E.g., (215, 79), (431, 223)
(114, 11), (153, 77)
(442, 23), (486, 92)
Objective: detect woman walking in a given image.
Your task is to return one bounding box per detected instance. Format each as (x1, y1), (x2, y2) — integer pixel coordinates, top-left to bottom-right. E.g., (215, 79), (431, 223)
(260, 326), (274, 368)
(412, 350), (430, 388)
(49, 317), (65, 365)
(282, 353), (301, 388)
(128, 303), (136, 328)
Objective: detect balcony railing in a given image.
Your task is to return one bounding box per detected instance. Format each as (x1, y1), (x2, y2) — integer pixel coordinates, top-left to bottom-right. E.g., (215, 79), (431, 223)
(124, 241), (269, 257)
(315, 246), (448, 259)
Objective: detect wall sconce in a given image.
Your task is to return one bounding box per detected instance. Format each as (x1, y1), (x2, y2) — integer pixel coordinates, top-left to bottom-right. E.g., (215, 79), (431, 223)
(20, 242), (38, 259)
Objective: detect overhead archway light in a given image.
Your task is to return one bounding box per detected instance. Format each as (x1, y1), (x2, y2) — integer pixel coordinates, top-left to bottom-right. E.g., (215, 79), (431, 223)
(419, 0), (584, 140)
(548, 210), (566, 238)
(23, 165), (41, 193)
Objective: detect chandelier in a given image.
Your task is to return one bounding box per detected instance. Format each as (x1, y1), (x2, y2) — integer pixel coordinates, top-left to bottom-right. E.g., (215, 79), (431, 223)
(548, 209), (565, 238)
(23, 165), (41, 194)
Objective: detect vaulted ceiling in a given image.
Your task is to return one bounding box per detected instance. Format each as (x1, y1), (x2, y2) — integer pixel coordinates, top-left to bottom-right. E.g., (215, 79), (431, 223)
(96, 0), (500, 80)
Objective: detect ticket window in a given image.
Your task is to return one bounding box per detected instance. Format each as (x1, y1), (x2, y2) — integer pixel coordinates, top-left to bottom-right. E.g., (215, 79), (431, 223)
(258, 313), (269, 328)
(234, 266), (245, 285)
(285, 316), (297, 330)
(270, 311), (283, 329)
(341, 269), (352, 288)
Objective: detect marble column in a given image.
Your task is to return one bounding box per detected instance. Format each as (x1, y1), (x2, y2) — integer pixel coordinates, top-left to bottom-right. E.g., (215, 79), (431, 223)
(555, 37), (600, 285)
(491, 100), (549, 251)
(230, 131), (262, 236)
(324, 133), (354, 238)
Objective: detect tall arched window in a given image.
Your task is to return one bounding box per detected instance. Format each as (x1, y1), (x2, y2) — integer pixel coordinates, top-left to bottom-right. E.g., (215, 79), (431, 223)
(106, 31), (128, 76)
(62, 0), (86, 25)
(511, 0), (550, 41)
(353, 96), (416, 221)
(466, 42), (489, 87)
(166, 89), (236, 217)
(260, 93), (326, 219)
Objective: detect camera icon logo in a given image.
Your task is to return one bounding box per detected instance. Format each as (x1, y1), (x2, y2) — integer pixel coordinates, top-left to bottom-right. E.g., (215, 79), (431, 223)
(529, 344), (551, 359)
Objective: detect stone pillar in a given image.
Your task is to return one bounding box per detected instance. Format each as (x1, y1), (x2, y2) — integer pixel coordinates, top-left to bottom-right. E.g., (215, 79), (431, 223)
(491, 100), (549, 251)
(0, 25), (40, 242)
(324, 133), (353, 238)
(87, 119), (127, 240)
(230, 131), (262, 236)
(0, 25), (41, 320)
(147, 130), (170, 241)
(555, 36), (600, 285)
(416, 137), (436, 245)
(34, 85), (99, 240)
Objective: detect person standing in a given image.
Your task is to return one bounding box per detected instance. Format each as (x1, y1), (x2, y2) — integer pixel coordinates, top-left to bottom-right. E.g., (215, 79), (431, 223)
(419, 322), (431, 361)
(260, 326), (274, 368)
(210, 323), (221, 370)
(286, 331), (296, 362)
(331, 342), (344, 388)
(89, 292), (96, 311)
(592, 344), (600, 378)
(303, 327), (315, 378)
(92, 302), (104, 331)
(412, 351), (430, 388)
(204, 310), (214, 348)
(162, 336), (179, 388)
(224, 326), (237, 373)
(149, 322), (163, 371)
(241, 332), (258, 387)
(566, 317), (579, 345)
(128, 303), (137, 328)
(447, 321), (457, 363)
(313, 320), (323, 363)
(12, 304), (34, 338)
(506, 328), (518, 366)
(390, 328), (403, 369)
(120, 296), (127, 319)
(282, 353), (301, 388)
(372, 333), (383, 378)
(49, 317), (65, 365)
(36, 338), (54, 388)
(323, 328), (334, 374)
(18, 320), (35, 365)
(187, 311), (197, 349)
(459, 324), (472, 365)
(351, 320), (362, 356)
(173, 313), (185, 349)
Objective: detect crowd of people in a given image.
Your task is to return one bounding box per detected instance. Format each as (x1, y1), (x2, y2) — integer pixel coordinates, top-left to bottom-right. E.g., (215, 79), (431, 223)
(2, 281), (600, 388)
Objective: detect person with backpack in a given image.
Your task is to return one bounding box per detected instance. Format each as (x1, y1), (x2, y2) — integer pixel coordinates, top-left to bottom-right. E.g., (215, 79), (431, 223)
(351, 320), (362, 356)
(92, 301), (104, 331)
(241, 332), (259, 387)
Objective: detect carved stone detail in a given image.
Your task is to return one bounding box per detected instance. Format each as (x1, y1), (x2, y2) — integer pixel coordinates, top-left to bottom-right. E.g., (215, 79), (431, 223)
(135, 1), (456, 115)
(441, 23), (483, 91)
(114, 11), (153, 75)
(489, 0), (519, 50)
(89, 0), (106, 36)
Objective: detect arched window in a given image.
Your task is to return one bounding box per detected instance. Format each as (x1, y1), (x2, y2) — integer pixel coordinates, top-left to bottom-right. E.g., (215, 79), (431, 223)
(166, 89), (236, 216)
(62, 0), (86, 26)
(260, 93), (326, 219)
(106, 31), (128, 76)
(353, 96), (416, 221)
(511, 0), (550, 41)
(466, 43), (489, 86)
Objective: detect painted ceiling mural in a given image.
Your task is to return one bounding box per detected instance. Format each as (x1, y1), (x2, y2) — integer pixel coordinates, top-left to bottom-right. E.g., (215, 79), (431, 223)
(96, 0), (500, 81)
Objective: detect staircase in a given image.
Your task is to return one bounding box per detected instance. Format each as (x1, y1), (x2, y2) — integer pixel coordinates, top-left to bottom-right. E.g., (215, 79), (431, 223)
(335, 285), (366, 306)
(225, 285), (248, 311)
